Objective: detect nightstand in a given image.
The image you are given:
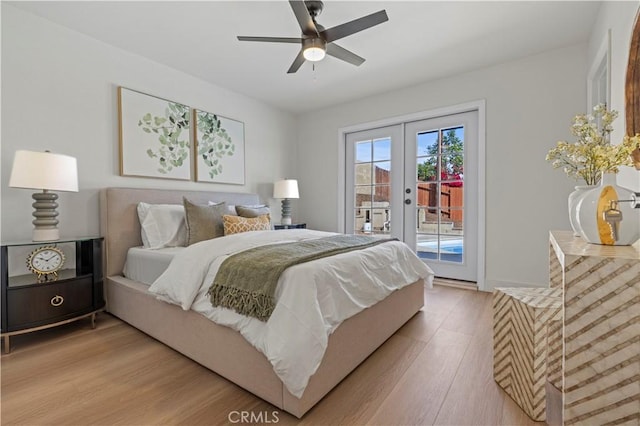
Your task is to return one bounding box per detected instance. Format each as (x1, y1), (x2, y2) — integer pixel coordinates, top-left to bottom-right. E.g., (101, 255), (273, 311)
(1, 237), (105, 353)
(274, 223), (307, 230)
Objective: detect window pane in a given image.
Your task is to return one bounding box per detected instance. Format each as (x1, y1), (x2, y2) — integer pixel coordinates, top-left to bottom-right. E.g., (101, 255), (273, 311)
(416, 233), (438, 260)
(440, 182), (464, 208)
(417, 131), (438, 156)
(441, 127), (464, 154)
(417, 156), (437, 182)
(373, 162), (390, 184)
(446, 208), (464, 234)
(373, 185), (390, 203)
(439, 234), (463, 263)
(373, 138), (391, 161)
(355, 163), (371, 185)
(416, 182), (437, 207)
(370, 208), (390, 232)
(438, 209), (456, 234)
(355, 141), (372, 163)
(417, 208), (438, 232)
(354, 208), (372, 234)
(440, 127), (464, 189)
(441, 153), (463, 178)
(355, 187), (371, 208)
(439, 209), (463, 236)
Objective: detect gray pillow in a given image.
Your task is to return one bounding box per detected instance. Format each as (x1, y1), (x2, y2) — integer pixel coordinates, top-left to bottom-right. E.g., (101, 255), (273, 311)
(183, 197), (226, 245)
(235, 204), (270, 218)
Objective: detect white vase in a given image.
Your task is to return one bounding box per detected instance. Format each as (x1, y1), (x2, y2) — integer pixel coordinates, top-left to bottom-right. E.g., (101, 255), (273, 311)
(568, 185), (594, 236)
(575, 173), (640, 245)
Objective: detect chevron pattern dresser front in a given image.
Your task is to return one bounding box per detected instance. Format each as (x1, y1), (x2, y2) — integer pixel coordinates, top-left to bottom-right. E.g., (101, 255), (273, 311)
(549, 231), (640, 426)
(493, 286), (562, 421)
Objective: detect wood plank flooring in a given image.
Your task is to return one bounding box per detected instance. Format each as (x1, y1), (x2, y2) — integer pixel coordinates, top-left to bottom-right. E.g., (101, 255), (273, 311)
(1, 284), (544, 425)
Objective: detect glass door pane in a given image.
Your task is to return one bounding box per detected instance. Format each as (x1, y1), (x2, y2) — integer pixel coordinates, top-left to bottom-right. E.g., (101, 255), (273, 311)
(345, 126), (403, 239)
(354, 138), (391, 236)
(415, 126), (465, 263)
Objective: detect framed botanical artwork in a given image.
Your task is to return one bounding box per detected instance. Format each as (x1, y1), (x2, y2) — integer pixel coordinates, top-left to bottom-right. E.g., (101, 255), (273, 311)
(193, 109), (245, 184)
(118, 87), (191, 180)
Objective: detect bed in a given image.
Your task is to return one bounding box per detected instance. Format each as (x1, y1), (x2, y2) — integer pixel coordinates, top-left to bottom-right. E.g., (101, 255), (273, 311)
(99, 187), (431, 418)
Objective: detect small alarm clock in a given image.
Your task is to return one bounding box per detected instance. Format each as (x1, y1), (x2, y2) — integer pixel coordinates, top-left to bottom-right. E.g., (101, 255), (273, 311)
(26, 246), (66, 282)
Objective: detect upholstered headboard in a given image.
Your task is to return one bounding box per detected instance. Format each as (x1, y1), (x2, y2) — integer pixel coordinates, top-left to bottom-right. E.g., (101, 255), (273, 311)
(99, 187), (260, 277)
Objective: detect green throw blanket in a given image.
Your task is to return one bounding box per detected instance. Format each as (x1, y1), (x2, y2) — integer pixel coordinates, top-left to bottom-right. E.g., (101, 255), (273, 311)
(207, 234), (396, 321)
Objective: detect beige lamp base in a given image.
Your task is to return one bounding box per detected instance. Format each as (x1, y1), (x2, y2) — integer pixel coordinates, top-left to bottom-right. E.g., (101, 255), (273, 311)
(31, 190), (60, 242)
(33, 228), (60, 242)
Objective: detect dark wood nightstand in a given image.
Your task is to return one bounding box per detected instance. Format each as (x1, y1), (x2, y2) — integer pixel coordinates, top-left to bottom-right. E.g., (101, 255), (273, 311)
(274, 223), (307, 230)
(1, 237), (104, 353)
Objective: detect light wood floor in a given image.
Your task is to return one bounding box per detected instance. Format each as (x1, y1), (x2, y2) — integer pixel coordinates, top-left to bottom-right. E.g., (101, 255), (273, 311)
(1, 284), (543, 426)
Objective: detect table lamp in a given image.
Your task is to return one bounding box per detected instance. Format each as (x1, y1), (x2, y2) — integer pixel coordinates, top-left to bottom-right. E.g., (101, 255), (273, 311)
(273, 179), (299, 225)
(9, 150), (79, 241)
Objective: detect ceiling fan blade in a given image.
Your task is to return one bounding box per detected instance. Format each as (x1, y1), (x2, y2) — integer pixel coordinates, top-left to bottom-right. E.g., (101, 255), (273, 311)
(326, 43), (365, 66)
(321, 10), (389, 43)
(289, 0), (319, 36)
(237, 36), (302, 43)
(287, 50), (306, 74)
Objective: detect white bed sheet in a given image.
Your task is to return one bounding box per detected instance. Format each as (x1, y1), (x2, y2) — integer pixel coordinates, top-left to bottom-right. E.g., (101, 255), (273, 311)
(123, 246), (183, 285)
(149, 229), (434, 398)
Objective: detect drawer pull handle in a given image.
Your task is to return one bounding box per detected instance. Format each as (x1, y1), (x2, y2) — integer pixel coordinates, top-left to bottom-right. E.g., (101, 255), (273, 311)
(50, 295), (64, 307)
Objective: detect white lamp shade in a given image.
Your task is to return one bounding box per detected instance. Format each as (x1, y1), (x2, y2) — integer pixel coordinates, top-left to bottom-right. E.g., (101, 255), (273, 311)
(9, 150), (78, 192)
(273, 179), (299, 199)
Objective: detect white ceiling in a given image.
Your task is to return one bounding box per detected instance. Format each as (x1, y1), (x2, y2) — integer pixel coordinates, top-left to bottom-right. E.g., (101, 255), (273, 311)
(9, 1), (601, 114)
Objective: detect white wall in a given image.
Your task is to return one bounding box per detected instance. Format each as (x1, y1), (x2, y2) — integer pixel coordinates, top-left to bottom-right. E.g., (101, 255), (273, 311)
(588, 1), (640, 192)
(295, 44), (588, 291)
(1, 4), (298, 242)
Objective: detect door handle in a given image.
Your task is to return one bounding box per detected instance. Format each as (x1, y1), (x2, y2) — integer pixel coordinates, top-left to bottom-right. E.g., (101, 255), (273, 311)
(405, 199), (412, 205)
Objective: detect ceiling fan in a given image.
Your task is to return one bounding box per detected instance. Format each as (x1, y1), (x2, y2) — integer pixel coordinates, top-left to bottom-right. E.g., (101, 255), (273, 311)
(237, 0), (389, 74)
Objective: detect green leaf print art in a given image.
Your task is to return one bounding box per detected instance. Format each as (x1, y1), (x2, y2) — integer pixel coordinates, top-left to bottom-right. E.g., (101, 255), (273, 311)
(194, 110), (245, 184)
(138, 102), (190, 174)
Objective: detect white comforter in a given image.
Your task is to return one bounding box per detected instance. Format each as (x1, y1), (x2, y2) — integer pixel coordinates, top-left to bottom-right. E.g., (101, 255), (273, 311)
(149, 229), (433, 398)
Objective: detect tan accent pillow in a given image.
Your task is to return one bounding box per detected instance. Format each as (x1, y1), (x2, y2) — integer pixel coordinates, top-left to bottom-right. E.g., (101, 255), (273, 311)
(223, 214), (271, 235)
(183, 197), (226, 245)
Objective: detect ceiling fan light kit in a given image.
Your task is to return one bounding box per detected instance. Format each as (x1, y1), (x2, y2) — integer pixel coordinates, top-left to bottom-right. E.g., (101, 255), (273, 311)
(237, 0), (388, 73)
(302, 38), (326, 61)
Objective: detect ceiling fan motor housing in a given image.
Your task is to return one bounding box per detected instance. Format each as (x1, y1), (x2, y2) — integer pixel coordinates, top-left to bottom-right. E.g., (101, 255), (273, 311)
(303, 37), (326, 51)
(306, 1), (324, 20)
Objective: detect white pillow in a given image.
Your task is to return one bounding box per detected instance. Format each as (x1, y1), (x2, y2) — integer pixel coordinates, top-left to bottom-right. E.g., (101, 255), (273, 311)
(137, 203), (187, 249)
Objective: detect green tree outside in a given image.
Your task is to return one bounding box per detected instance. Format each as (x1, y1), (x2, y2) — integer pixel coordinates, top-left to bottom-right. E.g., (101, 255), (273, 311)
(417, 129), (464, 182)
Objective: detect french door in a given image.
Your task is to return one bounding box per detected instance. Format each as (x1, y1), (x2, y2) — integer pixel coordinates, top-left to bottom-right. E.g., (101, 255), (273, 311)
(345, 110), (479, 282)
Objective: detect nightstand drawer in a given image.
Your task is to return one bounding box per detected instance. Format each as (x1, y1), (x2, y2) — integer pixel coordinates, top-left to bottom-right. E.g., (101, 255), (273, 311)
(6, 277), (93, 330)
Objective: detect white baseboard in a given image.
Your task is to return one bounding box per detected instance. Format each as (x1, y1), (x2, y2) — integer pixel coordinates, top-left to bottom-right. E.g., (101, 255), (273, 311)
(484, 279), (548, 293)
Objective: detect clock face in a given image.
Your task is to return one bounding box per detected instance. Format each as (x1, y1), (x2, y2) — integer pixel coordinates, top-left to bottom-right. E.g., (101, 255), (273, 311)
(27, 246), (65, 276)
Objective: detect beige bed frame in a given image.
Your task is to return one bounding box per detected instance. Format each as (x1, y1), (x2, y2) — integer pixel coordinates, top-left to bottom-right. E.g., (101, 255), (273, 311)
(100, 187), (424, 418)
